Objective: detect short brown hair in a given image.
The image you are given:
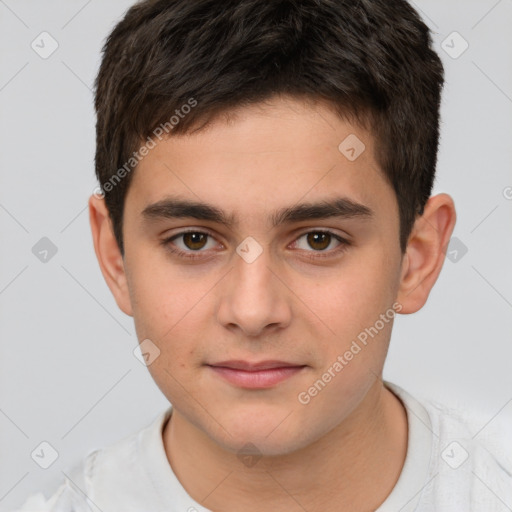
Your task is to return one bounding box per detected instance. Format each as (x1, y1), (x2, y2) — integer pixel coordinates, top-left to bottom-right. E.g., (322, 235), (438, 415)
(94, 0), (444, 255)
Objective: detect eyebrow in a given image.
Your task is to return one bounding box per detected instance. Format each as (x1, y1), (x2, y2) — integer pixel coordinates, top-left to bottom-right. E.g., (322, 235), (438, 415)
(141, 195), (374, 229)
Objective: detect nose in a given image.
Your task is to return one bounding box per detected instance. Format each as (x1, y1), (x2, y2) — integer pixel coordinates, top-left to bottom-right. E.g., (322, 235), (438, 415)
(215, 245), (292, 338)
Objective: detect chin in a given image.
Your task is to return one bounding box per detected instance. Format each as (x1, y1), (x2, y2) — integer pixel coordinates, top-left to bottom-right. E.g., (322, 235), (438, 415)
(208, 408), (321, 458)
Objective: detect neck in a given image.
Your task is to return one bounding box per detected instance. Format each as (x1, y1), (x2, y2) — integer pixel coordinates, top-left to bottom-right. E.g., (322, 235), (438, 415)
(162, 380), (408, 512)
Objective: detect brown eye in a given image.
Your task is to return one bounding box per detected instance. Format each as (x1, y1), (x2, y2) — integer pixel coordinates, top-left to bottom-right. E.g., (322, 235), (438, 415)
(306, 232), (332, 251)
(163, 230), (218, 258)
(182, 232), (208, 250)
(292, 230), (350, 259)
(295, 231), (338, 251)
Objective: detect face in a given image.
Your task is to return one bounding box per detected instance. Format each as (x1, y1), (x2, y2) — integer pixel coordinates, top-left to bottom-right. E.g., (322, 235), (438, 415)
(120, 97), (405, 455)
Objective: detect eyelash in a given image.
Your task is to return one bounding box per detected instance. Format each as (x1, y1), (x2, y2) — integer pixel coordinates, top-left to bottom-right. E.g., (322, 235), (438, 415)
(161, 229), (351, 261)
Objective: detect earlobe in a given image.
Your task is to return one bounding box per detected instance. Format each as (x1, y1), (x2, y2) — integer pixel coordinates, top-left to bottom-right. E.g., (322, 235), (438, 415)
(396, 193), (456, 314)
(88, 194), (133, 317)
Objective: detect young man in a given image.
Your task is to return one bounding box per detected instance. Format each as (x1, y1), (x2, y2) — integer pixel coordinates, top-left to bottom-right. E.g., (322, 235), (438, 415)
(15, 0), (511, 511)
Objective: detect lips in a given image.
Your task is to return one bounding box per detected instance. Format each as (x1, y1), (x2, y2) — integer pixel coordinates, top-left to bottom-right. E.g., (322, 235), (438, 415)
(210, 360), (303, 371)
(206, 360), (306, 389)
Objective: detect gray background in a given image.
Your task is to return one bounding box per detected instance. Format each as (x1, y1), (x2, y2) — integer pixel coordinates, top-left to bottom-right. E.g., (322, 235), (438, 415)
(1, 1), (511, 510)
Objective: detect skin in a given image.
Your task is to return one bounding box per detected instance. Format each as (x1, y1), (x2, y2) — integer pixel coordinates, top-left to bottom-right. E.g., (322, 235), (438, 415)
(89, 96), (456, 512)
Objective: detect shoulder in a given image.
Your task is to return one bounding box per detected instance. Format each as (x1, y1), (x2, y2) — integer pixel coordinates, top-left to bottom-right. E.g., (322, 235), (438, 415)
(9, 453), (97, 512)
(417, 392), (512, 510)
(428, 399), (511, 477)
(11, 409), (171, 512)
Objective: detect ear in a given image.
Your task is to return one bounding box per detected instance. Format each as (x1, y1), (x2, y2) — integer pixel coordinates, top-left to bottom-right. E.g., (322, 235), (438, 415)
(396, 193), (456, 314)
(88, 194), (133, 316)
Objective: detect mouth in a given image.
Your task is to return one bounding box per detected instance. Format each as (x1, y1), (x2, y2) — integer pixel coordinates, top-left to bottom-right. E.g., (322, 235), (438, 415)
(206, 360), (307, 389)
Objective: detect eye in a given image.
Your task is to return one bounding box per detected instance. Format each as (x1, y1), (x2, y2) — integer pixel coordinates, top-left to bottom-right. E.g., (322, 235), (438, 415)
(161, 230), (220, 260)
(291, 230), (350, 258)
(173, 231), (212, 251)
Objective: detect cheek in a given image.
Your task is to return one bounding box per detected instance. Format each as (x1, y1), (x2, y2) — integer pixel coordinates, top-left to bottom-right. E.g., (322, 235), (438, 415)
(130, 265), (205, 404)
(296, 249), (400, 366)
(303, 262), (397, 331)
(127, 249), (204, 338)
(126, 251), (215, 372)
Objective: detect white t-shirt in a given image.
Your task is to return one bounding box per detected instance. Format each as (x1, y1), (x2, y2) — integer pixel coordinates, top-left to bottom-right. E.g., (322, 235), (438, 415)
(12, 382), (512, 512)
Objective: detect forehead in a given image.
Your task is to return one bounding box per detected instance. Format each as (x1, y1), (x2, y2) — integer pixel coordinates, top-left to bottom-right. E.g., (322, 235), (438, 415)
(126, 97), (397, 230)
